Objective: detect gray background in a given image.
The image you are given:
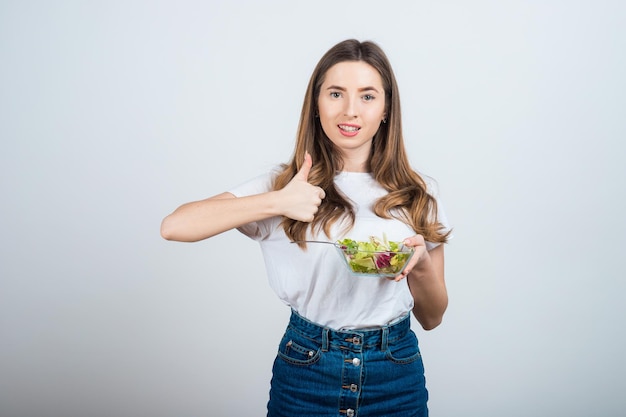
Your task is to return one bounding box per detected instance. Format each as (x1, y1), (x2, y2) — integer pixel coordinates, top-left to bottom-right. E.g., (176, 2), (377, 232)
(1, 0), (625, 416)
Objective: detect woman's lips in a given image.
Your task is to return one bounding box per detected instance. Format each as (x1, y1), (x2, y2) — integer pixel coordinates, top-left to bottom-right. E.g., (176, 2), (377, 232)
(338, 124), (361, 137)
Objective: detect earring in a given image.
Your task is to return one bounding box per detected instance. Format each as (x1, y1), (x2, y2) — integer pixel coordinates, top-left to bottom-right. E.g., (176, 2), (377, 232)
(382, 118), (387, 123)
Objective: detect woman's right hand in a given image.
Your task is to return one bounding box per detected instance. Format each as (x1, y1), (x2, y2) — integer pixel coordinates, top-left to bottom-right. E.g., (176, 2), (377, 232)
(161, 153), (325, 242)
(277, 152), (326, 222)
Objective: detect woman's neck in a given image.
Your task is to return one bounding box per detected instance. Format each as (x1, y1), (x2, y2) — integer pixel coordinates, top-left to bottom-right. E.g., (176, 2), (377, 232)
(340, 150), (370, 173)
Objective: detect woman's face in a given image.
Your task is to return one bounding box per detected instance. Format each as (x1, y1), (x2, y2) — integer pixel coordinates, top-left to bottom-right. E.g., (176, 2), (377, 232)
(317, 61), (387, 164)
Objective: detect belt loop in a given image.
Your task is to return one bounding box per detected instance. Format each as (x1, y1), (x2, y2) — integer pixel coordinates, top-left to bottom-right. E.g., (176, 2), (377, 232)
(322, 328), (329, 352)
(381, 326), (389, 351)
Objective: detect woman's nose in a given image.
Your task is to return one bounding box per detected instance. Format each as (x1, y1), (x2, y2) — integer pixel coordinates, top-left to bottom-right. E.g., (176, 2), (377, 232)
(343, 97), (357, 117)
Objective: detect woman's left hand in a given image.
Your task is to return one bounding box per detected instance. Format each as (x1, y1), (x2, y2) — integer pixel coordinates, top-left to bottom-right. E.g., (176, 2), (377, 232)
(389, 235), (429, 282)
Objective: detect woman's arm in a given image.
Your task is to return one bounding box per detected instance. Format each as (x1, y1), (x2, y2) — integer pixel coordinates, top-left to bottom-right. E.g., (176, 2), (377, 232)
(161, 191), (279, 242)
(399, 237), (448, 330)
(160, 153), (325, 242)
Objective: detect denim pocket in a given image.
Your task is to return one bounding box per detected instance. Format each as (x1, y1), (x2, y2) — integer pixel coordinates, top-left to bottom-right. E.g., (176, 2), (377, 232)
(276, 328), (321, 366)
(385, 330), (423, 365)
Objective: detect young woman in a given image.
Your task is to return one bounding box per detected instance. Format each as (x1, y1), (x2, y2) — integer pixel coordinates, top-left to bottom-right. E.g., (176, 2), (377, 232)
(161, 39), (451, 417)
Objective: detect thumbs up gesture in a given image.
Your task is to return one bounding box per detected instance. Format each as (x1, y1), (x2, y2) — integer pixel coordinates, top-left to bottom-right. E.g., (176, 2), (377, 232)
(278, 152), (326, 222)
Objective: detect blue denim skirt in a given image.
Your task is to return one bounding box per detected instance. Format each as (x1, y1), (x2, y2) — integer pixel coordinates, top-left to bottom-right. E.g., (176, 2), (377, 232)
(267, 310), (428, 417)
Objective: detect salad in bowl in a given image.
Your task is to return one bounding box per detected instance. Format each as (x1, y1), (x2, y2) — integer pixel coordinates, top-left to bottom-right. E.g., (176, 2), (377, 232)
(335, 236), (414, 278)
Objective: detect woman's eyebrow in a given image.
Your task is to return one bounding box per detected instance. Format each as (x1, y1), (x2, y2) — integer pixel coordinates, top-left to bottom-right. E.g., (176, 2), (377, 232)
(326, 85), (381, 93)
(359, 86), (381, 93)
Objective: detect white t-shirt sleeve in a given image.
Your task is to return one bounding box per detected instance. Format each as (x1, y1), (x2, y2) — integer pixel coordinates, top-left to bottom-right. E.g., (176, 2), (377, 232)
(422, 175), (453, 250)
(227, 170), (278, 240)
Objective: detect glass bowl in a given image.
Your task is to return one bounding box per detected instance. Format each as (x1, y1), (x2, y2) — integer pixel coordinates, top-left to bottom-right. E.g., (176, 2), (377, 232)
(334, 243), (415, 278)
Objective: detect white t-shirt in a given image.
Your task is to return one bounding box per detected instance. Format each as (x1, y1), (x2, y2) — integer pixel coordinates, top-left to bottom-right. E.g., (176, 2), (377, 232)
(228, 169), (450, 330)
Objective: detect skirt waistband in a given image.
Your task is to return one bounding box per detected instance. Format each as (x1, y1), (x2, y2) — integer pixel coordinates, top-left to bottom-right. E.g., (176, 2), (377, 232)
(288, 310), (411, 352)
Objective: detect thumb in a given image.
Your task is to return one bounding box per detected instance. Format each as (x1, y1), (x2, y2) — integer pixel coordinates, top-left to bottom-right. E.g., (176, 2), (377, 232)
(296, 152), (313, 181)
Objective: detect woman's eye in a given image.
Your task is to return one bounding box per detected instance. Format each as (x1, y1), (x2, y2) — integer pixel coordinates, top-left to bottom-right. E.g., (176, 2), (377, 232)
(363, 94), (375, 101)
(330, 92), (341, 98)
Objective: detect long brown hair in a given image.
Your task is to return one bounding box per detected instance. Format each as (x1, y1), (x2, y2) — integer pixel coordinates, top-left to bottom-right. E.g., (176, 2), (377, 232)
(273, 39), (450, 246)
